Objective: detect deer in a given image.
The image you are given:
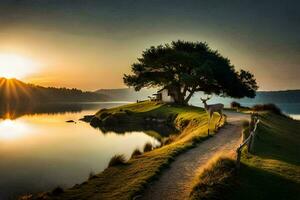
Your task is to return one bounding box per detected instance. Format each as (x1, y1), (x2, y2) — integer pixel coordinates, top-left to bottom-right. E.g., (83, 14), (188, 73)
(200, 95), (224, 134)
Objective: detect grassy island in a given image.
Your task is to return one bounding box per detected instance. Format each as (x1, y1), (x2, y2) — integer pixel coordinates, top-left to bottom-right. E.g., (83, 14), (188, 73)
(31, 101), (224, 200)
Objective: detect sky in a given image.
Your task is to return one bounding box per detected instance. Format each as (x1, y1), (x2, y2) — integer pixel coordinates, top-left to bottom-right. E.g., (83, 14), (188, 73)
(0, 0), (299, 91)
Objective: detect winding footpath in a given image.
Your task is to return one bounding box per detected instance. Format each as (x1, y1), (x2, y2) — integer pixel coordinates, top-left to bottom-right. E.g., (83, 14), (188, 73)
(139, 111), (249, 200)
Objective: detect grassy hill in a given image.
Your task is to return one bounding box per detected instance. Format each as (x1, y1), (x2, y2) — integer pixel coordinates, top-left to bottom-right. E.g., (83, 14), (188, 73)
(230, 113), (300, 200)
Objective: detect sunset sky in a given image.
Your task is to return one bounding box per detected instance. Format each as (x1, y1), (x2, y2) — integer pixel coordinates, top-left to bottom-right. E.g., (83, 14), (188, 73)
(0, 0), (299, 91)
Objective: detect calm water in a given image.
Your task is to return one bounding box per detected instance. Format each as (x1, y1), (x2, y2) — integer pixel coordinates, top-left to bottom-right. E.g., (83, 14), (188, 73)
(0, 102), (159, 199)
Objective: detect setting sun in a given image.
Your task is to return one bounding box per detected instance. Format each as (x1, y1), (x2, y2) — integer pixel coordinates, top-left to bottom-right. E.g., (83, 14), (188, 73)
(0, 54), (37, 79)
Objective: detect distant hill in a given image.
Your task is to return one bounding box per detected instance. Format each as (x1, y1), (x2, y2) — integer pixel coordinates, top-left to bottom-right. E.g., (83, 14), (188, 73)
(0, 78), (109, 105)
(240, 90), (300, 104)
(95, 88), (156, 101)
(96, 88), (300, 104)
(188, 90), (300, 114)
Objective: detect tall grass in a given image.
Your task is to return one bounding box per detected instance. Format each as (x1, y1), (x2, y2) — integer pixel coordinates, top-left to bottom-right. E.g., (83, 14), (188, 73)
(131, 148), (142, 158)
(190, 156), (236, 200)
(143, 142), (153, 152)
(108, 154), (127, 167)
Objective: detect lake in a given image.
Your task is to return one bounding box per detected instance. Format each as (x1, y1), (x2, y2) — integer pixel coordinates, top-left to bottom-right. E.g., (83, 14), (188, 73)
(0, 102), (160, 200)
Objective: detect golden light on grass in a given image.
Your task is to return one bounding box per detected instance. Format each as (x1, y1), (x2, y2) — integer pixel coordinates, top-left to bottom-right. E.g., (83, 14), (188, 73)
(0, 53), (37, 79)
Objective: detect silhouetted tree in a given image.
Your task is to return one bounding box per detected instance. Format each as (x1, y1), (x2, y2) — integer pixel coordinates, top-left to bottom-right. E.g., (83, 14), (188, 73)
(124, 40), (258, 104)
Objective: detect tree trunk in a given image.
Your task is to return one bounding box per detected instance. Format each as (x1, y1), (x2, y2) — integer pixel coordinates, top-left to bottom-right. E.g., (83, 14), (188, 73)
(184, 90), (195, 104)
(171, 86), (185, 105)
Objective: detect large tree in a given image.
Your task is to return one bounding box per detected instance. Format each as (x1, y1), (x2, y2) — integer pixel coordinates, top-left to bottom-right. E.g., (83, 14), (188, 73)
(124, 40), (258, 104)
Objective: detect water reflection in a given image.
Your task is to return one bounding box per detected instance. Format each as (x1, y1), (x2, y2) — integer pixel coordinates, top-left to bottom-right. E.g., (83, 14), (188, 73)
(0, 102), (159, 199)
(0, 119), (30, 140)
(0, 102), (129, 120)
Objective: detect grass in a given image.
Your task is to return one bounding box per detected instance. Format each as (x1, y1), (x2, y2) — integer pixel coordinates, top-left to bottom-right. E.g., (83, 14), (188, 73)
(230, 112), (300, 200)
(108, 154), (127, 167)
(190, 112), (300, 200)
(190, 156), (237, 200)
(143, 142), (153, 152)
(131, 148), (142, 158)
(30, 101), (225, 200)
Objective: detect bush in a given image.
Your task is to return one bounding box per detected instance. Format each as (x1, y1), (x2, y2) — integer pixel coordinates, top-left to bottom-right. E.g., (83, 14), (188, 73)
(52, 186), (64, 195)
(252, 104), (282, 115)
(131, 148), (142, 158)
(143, 142), (153, 152)
(242, 120), (249, 128)
(231, 101), (241, 108)
(108, 154), (127, 167)
(162, 135), (177, 145)
(88, 171), (97, 180)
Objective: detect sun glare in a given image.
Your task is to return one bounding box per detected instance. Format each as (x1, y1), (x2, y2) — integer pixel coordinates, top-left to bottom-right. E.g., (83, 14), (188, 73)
(0, 54), (37, 79)
(0, 119), (29, 140)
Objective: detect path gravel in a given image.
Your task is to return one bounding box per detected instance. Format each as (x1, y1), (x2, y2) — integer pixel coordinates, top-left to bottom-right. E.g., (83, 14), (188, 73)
(139, 111), (249, 200)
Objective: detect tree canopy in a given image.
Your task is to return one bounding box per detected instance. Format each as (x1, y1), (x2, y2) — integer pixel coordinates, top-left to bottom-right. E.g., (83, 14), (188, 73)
(123, 40), (258, 104)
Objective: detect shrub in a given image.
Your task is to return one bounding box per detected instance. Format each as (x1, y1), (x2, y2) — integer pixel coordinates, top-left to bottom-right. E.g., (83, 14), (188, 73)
(242, 120), (250, 128)
(131, 148), (142, 158)
(52, 186), (64, 195)
(163, 135), (177, 145)
(108, 154), (127, 167)
(252, 103), (282, 115)
(231, 101), (241, 108)
(143, 142), (153, 152)
(88, 171), (97, 180)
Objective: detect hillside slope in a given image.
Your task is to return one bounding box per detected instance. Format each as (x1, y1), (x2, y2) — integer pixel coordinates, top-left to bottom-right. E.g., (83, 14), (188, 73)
(230, 113), (300, 200)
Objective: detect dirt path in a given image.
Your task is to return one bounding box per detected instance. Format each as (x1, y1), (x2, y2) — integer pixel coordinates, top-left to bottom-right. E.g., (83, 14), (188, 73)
(139, 111), (249, 200)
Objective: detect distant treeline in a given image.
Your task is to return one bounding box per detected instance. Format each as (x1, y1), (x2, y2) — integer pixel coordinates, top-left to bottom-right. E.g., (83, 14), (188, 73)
(0, 78), (109, 105)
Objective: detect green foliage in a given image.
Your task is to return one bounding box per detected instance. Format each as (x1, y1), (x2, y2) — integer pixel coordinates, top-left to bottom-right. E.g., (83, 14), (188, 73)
(231, 101), (241, 108)
(108, 154), (127, 167)
(124, 40), (258, 104)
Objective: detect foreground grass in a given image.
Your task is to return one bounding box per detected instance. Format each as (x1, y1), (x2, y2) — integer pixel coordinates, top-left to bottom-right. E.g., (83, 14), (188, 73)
(191, 112), (300, 200)
(30, 101), (224, 200)
(229, 113), (300, 200)
(190, 156), (237, 200)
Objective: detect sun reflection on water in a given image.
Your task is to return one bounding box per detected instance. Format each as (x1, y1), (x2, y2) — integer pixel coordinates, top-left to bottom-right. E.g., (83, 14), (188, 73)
(0, 119), (29, 140)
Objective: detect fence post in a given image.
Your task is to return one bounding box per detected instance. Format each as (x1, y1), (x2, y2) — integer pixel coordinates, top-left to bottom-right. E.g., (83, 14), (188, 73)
(236, 149), (241, 169)
(247, 134), (252, 153)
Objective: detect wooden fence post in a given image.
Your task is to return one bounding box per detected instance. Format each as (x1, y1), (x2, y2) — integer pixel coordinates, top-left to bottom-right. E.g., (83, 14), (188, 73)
(236, 150), (241, 169)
